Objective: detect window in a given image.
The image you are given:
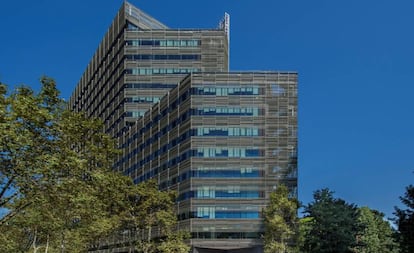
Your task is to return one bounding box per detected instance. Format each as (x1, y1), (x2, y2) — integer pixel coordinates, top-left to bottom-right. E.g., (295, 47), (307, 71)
(126, 110), (146, 118)
(126, 96), (161, 103)
(271, 83), (285, 95)
(194, 167), (261, 178)
(125, 39), (201, 48)
(191, 86), (260, 96)
(194, 107), (262, 116)
(196, 147), (262, 158)
(195, 206), (260, 219)
(126, 68), (200, 75)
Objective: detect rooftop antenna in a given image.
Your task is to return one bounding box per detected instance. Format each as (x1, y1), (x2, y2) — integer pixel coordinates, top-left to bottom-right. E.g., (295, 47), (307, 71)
(218, 13), (230, 71)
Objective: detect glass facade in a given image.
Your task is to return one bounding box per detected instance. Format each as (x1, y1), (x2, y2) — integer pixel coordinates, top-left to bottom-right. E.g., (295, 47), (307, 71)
(196, 147), (262, 158)
(126, 54), (201, 61)
(126, 96), (161, 103)
(126, 68), (200, 75)
(69, 1), (297, 252)
(193, 167), (262, 178)
(196, 127), (261, 136)
(120, 73), (297, 252)
(125, 110), (147, 117)
(191, 86), (260, 96)
(193, 107), (261, 116)
(195, 207), (260, 219)
(126, 39), (201, 47)
(124, 83), (177, 89)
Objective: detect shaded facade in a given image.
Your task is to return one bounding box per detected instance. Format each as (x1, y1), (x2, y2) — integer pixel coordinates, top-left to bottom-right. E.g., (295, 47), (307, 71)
(69, 2), (297, 253)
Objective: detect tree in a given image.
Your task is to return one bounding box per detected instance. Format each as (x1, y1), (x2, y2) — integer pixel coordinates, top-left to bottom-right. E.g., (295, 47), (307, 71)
(354, 206), (399, 253)
(121, 179), (189, 253)
(157, 231), (190, 253)
(263, 184), (299, 253)
(394, 183), (414, 253)
(301, 188), (360, 253)
(0, 78), (63, 224)
(297, 217), (313, 252)
(0, 77), (190, 252)
(0, 78), (133, 252)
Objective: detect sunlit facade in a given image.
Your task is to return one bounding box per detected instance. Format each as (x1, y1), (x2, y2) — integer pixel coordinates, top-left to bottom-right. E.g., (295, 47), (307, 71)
(69, 2), (297, 253)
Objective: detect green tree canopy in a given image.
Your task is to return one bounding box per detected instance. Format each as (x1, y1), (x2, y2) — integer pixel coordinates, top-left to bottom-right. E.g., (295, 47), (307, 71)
(394, 182), (414, 253)
(0, 78), (64, 224)
(355, 206), (399, 253)
(263, 184), (299, 253)
(120, 179), (189, 253)
(301, 188), (360, 253)
(0, 78), (133, 252)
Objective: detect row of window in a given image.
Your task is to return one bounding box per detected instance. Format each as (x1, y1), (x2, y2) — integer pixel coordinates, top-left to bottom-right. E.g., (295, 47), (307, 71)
(191, 232), (261, 239)
(121, 126), (269, 181)
(198, 211), (259, 219)
(125, 68), (200, 75)
(124, 83), (177, 89)
(121, 81), (262, 148)
(177, 190), (263, 201)
(130, 148), (265, 185)
(194, 207), (260, 219)
(125, 39), (201, 47)
(196, 127), (261, 137)
(158, 168), (263, 190)
(125, 110), (147, 117)
(197, 185), (257, 193)
(191, 86), (260, 96)
(126, 54), (200, 61)
(194, 107), (262, 116)
(119, 111), (194, 166)
(121, 106), (263, 151)
(125, 96), (161, 103)
(196, 147), (262, 158)
(118, 87), (264, 170)
(119, 109), (263, 171)
(194, 167), (263, 177)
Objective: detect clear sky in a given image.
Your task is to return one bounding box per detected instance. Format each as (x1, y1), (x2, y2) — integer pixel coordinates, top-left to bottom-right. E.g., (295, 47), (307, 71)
(1, 0), (413, 219)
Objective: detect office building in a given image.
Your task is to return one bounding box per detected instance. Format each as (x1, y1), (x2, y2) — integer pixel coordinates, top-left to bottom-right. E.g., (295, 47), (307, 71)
(69, 2), (297, 253)
(70, 2), (228, 138)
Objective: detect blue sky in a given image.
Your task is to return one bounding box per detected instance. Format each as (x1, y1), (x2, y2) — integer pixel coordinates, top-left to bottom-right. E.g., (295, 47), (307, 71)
(1, 0), (413, 218)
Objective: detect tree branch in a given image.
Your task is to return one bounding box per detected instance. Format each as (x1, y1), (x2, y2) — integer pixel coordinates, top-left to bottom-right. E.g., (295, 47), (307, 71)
(0, 200), (31, 225)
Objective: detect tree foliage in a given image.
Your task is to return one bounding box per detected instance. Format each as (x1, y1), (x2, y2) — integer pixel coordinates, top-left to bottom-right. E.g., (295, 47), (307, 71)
(354, 207), (399, 253)
(157, 231), (190, 253)
(0, 77), (189, 253)
(394, 183), (414, 253)
(301, 188), (360, 253)
(0, 78), (132, 252)
(0, 78), (63, 224)
(263, 184), (299, 253)
(121, 179), (190, 253)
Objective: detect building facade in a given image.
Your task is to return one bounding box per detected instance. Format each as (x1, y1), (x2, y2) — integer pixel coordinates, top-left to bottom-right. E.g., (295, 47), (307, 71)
(69, 2), (228, 139)
(70, 2), (297, 253)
